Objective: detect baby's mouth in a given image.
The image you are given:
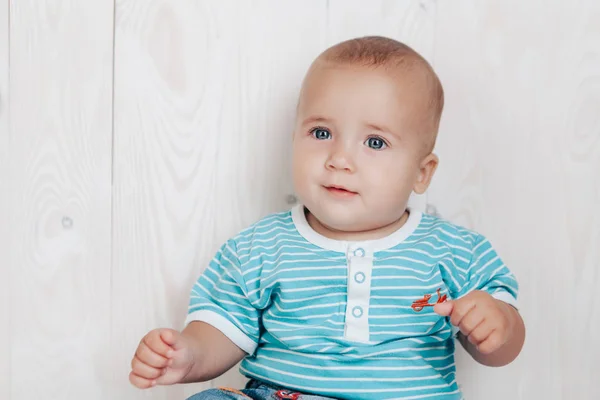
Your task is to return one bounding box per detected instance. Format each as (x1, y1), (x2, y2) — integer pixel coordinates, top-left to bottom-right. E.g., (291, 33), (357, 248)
(324, 185), (358, 197)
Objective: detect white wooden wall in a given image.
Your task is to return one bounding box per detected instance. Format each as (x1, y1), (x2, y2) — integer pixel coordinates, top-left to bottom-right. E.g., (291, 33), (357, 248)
(1, 1), (599, 399)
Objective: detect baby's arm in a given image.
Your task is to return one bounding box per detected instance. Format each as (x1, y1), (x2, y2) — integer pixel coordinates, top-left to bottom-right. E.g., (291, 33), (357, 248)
(178, 321), (246, 382)
(131, 239), (257, 388)
(436, 233), (524, 367)
(129, 322), (246, 388)
(182, 238), (261, 378)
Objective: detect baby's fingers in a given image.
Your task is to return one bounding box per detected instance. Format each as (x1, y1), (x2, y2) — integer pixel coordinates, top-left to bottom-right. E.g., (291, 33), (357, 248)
(131, 356), (165, 380)
(129, 370), (157, 389)
(477, 330), (505, 355)
(467, 321), (494, 347)
(135, 341), (170, 368)
(146, 330), (175, 357)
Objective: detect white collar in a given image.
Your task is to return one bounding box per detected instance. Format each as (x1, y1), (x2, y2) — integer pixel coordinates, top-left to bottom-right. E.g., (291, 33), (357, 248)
(291, 204), (422, 256)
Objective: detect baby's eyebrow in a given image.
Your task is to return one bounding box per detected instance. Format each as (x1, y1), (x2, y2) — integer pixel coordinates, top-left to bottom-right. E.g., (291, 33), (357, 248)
(365, 122), (400, 139)
(365, 123), (390, 133)
(301, 116), (333, 126)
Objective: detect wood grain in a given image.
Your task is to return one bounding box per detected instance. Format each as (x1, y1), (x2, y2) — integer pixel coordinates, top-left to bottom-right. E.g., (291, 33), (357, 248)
(431, 1), (600, 398)
(8, 1), (114, 398)
(0, 1), (9, 398)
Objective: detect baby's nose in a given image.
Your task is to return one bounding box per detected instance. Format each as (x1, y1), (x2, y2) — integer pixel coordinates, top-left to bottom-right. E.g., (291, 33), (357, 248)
(326, 148), (354, 172)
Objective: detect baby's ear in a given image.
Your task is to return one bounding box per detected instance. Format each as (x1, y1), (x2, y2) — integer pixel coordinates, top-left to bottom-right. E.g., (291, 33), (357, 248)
(413, 153), (439, 194)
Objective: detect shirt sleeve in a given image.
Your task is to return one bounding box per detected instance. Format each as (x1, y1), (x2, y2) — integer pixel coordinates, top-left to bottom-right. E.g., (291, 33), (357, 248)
(454, 234), (519, 309)
(184, 239), (260, 355)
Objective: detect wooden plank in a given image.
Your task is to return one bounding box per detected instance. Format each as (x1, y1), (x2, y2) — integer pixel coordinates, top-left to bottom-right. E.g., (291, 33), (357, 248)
(431, 1), (600, 399)
(111, 0), (328, 398)
(0, 0), (9, 398)
(327, 0), (437, 212)
(8, 1), (114, 398)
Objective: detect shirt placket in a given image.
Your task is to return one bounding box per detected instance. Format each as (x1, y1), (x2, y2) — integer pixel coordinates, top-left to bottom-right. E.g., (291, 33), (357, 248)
(343, 245), (373, 343)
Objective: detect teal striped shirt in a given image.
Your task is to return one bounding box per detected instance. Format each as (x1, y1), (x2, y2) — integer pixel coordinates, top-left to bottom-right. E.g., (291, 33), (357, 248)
(185, 205), (519, 399)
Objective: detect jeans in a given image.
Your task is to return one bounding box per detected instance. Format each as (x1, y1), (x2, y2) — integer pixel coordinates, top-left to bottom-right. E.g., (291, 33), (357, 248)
(186, 379), (337, 400)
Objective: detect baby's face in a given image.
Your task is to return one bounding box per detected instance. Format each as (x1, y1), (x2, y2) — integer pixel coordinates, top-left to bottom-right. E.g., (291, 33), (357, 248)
(292, 63), (434, 233)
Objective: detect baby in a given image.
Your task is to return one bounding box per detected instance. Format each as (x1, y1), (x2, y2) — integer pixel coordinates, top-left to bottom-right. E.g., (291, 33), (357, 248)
(129, 36), (525, 400)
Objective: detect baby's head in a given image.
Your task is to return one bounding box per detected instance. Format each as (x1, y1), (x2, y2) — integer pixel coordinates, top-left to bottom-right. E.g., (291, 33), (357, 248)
(292, 36), (444, 236)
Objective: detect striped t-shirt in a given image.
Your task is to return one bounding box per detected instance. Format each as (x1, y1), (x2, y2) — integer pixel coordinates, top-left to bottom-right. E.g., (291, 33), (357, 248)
(185, 205), (519, 400)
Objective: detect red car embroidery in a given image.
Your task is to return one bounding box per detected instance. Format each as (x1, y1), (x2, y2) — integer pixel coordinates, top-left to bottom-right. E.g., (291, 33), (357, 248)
(411, 288), (447, 312)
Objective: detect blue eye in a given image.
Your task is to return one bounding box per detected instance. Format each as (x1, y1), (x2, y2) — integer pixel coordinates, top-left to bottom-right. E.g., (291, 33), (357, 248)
(366, 136), (387, 150)
(311, 128), (331, 140)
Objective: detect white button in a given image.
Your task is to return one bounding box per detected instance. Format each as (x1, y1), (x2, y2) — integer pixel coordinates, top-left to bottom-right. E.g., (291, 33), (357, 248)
(353, 248), (365, 257)
(354, 272), (365, 284)
(352, 306), (363, 318)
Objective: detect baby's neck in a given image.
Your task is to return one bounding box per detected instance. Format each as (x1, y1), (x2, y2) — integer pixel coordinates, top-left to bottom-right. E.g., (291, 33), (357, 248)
(305, 209), (410, 242)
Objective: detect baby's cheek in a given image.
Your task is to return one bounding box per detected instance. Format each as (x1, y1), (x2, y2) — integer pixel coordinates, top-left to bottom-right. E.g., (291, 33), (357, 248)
(291, 166), (310, 197)
(368, 171), (410, 200)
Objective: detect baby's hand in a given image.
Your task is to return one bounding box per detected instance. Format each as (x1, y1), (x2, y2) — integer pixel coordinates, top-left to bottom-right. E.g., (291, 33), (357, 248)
(434, 290), (515, 355)
(129, 328), (195, 389)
